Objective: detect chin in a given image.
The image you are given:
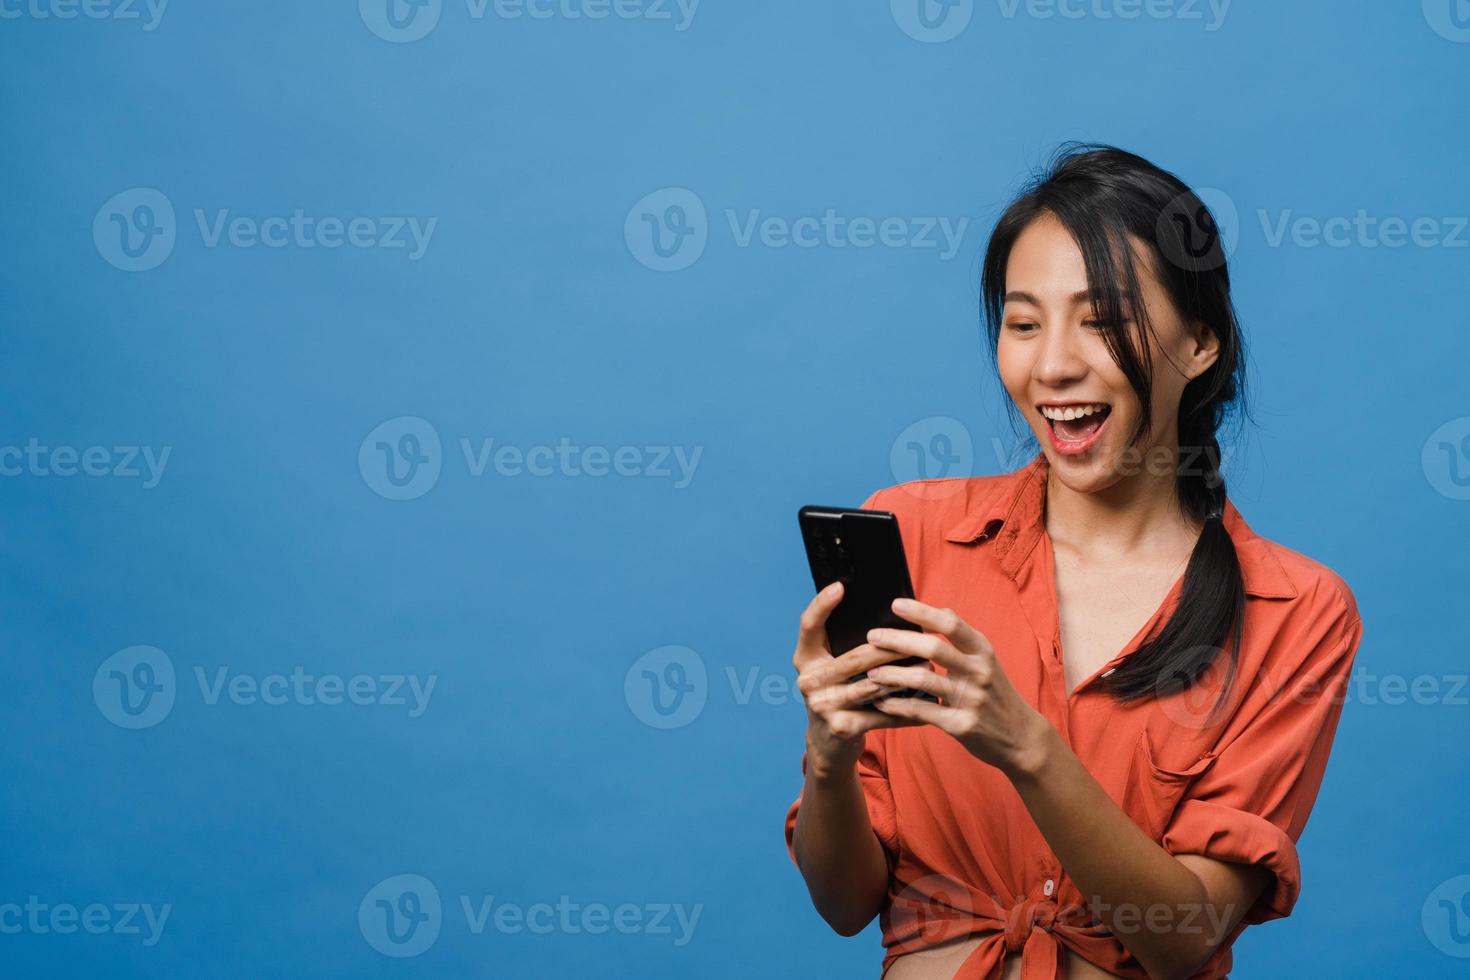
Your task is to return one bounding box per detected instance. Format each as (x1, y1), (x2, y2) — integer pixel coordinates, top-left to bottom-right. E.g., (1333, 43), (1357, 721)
(1046, 453), (1122, 492)
(1032, 430), (1128, 489)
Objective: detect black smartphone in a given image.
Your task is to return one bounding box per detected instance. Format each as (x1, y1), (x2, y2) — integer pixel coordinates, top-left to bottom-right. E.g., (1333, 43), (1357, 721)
(798, 504), (938, 702)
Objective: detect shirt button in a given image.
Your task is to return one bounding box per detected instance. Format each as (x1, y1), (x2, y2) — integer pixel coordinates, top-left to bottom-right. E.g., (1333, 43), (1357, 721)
(1043, 878), (1055, 897)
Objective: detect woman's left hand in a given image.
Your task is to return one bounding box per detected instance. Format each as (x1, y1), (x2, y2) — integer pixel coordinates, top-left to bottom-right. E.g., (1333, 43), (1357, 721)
(865, 597), (1055, 778)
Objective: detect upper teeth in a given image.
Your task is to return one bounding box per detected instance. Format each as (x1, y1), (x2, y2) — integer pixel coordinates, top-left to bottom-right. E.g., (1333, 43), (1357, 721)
(1041, 403), (1108, 421)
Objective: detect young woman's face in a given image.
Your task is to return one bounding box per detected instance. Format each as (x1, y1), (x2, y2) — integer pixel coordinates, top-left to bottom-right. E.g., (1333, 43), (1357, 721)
(996, 213), (1219, 493)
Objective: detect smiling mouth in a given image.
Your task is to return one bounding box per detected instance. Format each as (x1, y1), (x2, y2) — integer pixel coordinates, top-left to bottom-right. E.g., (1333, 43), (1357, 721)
(1039, 402), (1112, 450)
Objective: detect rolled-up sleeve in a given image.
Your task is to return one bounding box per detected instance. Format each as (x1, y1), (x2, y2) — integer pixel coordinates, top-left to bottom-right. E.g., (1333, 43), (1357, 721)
(1161, 603), (1363, 923)
(785, 730), (899, 868)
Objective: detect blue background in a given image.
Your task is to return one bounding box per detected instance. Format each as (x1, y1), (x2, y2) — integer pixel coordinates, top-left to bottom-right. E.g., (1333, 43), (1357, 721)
(3, 0), (1468, 976)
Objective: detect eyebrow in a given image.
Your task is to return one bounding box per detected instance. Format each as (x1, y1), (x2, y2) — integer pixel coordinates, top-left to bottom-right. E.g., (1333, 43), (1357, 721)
(1003, 288), (1103, 306)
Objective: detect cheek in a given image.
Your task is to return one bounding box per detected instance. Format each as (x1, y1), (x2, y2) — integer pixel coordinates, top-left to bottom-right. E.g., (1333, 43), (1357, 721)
(1081, 347), (1133, 410)
(995, 340), (1028, 401)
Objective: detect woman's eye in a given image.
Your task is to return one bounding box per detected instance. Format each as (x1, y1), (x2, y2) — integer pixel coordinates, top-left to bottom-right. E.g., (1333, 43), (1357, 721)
(1007, 321), (1038, 334)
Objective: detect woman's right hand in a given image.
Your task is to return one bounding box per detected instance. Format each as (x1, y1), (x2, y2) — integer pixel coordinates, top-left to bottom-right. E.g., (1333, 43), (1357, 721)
(794, 581), (923, 779)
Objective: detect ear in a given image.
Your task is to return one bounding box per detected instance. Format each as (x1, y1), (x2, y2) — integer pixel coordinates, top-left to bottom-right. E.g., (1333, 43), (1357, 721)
(1183, 320), (1221, 380)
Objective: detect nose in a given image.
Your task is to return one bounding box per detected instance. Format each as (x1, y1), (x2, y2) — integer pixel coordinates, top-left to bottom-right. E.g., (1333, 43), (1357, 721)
(1032, 321), (1089, 389)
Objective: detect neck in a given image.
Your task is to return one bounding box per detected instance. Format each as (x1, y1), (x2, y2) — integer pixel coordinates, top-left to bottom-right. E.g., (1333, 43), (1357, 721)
(1042, 447), (1202, 559)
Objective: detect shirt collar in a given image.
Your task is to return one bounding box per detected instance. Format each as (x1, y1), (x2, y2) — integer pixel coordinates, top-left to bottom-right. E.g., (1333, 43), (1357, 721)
(942, 451), (1297, 600)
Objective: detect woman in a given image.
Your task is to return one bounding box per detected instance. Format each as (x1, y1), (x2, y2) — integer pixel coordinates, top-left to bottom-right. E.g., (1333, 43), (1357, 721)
(784, 145), (1363, 979)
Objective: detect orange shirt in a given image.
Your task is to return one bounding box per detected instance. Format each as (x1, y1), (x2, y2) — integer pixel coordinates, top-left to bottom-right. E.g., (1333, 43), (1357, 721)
(784, 452), (1363, 979)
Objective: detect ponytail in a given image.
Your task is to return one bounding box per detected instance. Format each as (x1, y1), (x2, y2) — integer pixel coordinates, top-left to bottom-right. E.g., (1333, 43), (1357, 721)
(1101, 435), (1245, 701)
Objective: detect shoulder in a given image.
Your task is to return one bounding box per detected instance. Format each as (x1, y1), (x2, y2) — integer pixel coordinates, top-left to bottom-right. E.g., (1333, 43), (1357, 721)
(1258, 536), (1360, 626)
(1242, 532), (1364, 668)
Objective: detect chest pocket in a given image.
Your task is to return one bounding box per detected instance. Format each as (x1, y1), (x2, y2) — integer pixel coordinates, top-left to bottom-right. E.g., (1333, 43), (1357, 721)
(1121, 729), (1218, 841)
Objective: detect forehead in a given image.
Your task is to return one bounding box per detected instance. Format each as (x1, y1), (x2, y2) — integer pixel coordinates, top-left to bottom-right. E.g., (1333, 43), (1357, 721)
(1004, 214), (1165, 306)
(1005, 214), (1085, 290)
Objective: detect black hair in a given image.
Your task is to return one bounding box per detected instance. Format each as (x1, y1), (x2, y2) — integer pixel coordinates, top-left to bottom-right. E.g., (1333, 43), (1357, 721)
(980, 143), (1249, 702)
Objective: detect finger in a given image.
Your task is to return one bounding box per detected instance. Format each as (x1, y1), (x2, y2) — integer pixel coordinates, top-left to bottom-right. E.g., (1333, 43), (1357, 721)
(866, 664), (962, 702)
(827, 641), (927, 682)
(888, 598), (994, 657)
(828, 708), (928, 734)
(806, 676), (889, 715)
(865, 626), (968, 673)
(794, 581), (844, 670)
(872, 695), (961, 730)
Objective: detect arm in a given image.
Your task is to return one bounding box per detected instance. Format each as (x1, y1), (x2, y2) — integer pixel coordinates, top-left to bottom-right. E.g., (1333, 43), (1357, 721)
(788, 581), (924, 936)
(790, 755), (891, 936)
(1007, 725), (1268, 978)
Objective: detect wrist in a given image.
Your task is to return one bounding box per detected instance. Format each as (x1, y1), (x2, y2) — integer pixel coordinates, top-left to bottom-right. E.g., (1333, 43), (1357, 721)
(1005, 712), (1061, 784)
(805, 739), (859, 785)
(806, 761), (857, 788)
